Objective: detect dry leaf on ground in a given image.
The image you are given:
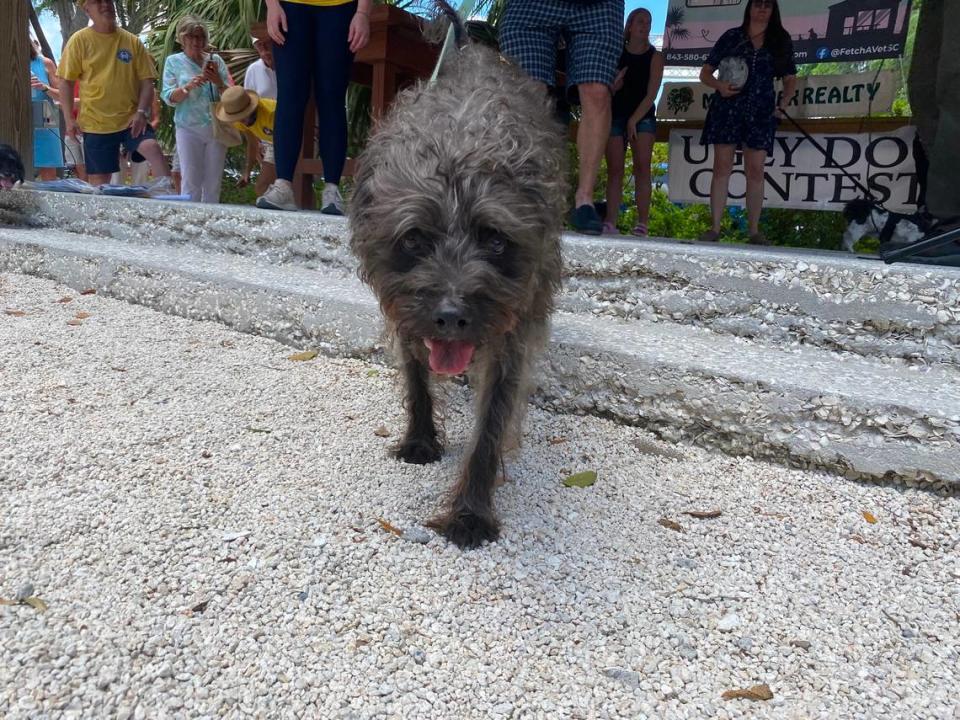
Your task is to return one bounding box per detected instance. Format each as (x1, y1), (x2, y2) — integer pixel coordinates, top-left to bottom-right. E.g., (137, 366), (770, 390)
(377, 518), (403, 536)
(56, 296), (72, 304)
(246, 426), (271, 434)
(862, 511), (878, 524)
(288, 350), (318, 362)
(562, 470), (597, 488)
(4, 309), (26, 317)
(548, 436), (568, 445)
(366, 369), (380, 377)
(658, 517), (685, 532)
(685, 509), (722, 519)
(80, 288), (96, 295)
(66, 319), (83, 326)
(75, 311), (92, 320)
(721, 684), (774, 701)
(373, 425), (391, 438)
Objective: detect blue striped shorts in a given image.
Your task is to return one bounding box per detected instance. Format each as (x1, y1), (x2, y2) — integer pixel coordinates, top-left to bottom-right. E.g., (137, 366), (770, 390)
(499, 0), (624, 90)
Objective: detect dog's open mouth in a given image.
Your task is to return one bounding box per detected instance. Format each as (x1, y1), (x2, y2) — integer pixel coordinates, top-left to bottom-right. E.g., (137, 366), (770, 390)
(424, 339), (476, 375)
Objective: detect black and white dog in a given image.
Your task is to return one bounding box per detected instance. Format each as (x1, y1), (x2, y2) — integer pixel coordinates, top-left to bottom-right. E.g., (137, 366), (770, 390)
(842, 198), (926, 252)
(0, 144), (25, 190)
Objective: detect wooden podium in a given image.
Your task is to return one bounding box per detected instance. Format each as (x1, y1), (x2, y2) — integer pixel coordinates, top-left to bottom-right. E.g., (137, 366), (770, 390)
(293, 5), (440, 209)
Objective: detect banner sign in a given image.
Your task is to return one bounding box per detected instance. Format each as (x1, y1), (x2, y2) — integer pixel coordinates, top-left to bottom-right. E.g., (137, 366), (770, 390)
(663, 0), (913, 66)
(667, 126), (918, 212)
(657, 72), (896, 120)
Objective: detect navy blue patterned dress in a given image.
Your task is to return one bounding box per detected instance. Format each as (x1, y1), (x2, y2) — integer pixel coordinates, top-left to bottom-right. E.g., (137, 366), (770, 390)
(700, 28), (796, 154)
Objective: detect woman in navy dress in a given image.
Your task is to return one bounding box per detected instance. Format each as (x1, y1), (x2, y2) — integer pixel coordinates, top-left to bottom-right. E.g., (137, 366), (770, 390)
(698, 0), (797, 244)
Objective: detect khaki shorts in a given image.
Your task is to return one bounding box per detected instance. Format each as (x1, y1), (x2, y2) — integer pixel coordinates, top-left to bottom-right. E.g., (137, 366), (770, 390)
(64, 135), (84, 167)
(260, 141), (274, 165)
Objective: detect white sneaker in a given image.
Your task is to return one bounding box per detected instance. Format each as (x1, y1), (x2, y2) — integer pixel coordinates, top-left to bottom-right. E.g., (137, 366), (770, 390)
(147, 176), (174, 196)
(256, 180), (298, 211)
(320, 184), (344, 216)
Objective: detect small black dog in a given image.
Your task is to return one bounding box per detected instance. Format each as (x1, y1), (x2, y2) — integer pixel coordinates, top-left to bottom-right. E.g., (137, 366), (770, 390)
(0, 144), (25, 190)
(349, 4), (566, 548)
(842, 198), (926, 252)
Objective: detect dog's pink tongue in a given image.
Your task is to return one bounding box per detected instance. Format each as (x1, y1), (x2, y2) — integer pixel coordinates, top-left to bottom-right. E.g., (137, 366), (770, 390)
(425, 339), (476, 375)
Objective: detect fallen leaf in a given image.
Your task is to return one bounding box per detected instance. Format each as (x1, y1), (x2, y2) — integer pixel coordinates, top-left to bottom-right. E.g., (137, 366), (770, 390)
(373, 425), (391, 438)
(246, 426), (272, 434)
(288, 350), (318, 362)
(56, 296), (73, 304)
(220, 339), (235, 348)
(80, 288), (96, 295)
(22, 597), (48, 612)
(562, 470), (597, 488)
(788, 639), (812, 650)
(685, 509), (722, 519)
(377, 518), (403, 536)
(66, 319), (82, 326)
(0, 598), (16, 606)
(191, 600), (210, 613)
(111, 367), (127, 372)
(4, 309), (26, 317)
(74, 311), (92, 320)
(862, 511), (878, 524)
(722, 684), (774, 701)
(548, 436), (568, 445)
(366, 369), (380, 377)
(658, 517), (685, 532)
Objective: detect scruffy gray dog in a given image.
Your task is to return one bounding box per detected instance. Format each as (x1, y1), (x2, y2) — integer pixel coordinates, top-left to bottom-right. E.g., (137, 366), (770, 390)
(349, 6), (567, 548)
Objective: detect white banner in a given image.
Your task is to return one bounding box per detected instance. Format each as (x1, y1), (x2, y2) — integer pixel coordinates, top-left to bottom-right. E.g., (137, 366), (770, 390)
(667, 126), (918, 213)
(658, 72), (897, 121)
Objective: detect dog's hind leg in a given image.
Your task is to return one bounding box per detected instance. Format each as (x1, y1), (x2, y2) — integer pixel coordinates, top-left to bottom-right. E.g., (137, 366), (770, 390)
(393, 344), (443, 465)
(429, 337), (526, 548)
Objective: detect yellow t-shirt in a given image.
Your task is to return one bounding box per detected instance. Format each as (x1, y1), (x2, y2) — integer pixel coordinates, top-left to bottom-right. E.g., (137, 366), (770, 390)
(235, 98), (276, 144)
(59, 27), (157, 134)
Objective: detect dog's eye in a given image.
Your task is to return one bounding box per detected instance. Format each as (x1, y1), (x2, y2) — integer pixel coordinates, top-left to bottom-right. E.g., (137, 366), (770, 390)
(399, 233), (426, 254)
(479, 229), (508, 255)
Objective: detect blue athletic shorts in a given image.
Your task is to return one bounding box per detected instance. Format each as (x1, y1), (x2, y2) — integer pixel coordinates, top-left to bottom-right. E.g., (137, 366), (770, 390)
(499, 0), (624, 90)
(611, 114), (657, 138)
(83, 125), (157, 175)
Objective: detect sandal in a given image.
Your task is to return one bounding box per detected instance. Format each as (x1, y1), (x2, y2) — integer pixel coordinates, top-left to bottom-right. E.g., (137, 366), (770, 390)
(601, 221), (618, 235)
(632, 223), (648, 237)
(698, 229), (721, 242)
(748, 231), (770, 246)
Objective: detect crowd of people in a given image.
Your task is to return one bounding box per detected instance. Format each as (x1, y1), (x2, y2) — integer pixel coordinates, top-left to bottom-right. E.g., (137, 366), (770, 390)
(26, 0), (795, 240)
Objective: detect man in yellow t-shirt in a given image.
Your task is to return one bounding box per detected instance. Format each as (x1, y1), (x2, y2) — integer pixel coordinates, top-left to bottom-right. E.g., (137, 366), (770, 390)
(215, 86), (277, 193)
(58, 0), (170, 186)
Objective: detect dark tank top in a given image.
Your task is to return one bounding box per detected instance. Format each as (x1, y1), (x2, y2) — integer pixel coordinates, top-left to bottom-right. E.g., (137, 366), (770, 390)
(612, 46), (656, 120)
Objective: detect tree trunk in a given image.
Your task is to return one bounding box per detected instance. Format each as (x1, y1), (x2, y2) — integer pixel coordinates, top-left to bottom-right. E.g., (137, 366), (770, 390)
(0, 0), (32, 176)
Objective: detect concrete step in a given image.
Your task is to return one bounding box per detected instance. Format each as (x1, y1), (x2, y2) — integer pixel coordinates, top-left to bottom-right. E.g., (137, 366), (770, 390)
(2, 221), (957, 487)
(3, 190), (958, 366)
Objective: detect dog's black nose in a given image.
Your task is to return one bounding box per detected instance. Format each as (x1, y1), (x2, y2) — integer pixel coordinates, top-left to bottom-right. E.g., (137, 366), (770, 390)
(434, 301), (469, 332)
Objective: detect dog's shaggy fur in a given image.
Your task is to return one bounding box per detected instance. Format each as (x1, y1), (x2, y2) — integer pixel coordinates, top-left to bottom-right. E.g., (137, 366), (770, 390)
(0, 144), (25, 190)
(842, 198), (926, 252)
(349, 35), (567, 548)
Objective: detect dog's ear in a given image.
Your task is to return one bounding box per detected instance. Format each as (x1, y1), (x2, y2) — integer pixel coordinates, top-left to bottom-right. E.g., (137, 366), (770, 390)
(843, 198), (871, 224)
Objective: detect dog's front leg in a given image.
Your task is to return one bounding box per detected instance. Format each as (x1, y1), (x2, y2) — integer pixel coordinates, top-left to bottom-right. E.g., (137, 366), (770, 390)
(430, 338), (524, 548)
(394, 344), (443, 464)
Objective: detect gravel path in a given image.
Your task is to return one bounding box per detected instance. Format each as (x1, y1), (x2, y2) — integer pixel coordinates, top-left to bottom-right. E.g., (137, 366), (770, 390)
(2, 272), (958, 720)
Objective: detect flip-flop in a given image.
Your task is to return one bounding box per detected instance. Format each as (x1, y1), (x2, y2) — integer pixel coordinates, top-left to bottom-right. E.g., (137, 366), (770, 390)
(601, 221), (618, 235)
(698, 229), (721, 242)
(632, 223), (648, 237)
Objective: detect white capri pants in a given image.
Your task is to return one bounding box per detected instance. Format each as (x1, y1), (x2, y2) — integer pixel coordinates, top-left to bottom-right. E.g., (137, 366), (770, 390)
(175, 123), (227, 204)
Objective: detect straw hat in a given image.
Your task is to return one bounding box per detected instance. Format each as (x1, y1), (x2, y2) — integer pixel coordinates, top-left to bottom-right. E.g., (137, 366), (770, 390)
(215, 86), (260, 123)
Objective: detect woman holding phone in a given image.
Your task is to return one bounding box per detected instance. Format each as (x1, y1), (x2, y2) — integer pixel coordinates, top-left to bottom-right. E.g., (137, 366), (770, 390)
(698, 0), (796, 245)
(161, 15), (232, 203)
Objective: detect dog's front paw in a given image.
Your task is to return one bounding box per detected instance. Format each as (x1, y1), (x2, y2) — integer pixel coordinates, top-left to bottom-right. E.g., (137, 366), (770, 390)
(428, 509), (500, 549)
(394, 436), (443, 464)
